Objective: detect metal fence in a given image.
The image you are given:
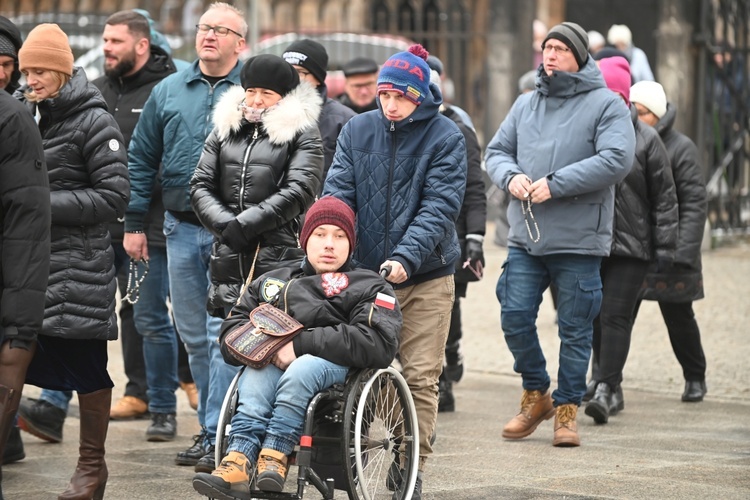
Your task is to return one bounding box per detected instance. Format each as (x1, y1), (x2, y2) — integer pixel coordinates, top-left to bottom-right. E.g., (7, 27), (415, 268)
(695, 0), (750, 240)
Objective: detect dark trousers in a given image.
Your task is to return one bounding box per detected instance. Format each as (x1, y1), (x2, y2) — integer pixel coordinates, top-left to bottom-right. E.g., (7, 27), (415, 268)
(633, 300), (707, 382)
(592, 256), (650, 388)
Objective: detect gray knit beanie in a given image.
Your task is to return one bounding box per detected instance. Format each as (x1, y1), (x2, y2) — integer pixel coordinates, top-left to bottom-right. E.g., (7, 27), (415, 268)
(543, 22), (589, 69)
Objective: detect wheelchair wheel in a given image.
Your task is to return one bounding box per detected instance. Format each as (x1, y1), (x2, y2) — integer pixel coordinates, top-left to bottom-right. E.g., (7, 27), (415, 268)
(342, 367), (419, 500)
(215, 367), (244, 466)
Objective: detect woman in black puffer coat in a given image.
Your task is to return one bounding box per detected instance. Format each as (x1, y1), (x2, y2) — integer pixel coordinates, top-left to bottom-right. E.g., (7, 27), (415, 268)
(585, 57), (678, 425)
(191, 54), (323, 317)
(15, 24), (129, 500)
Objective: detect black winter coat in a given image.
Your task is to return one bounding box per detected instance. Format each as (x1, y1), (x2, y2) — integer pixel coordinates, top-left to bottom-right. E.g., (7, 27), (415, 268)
(316, 84), (356, 185)
(93, 45), (176, 246)
(220, 261), (401, 369)
(443, 106), (487, 285)
(0, 17), (22, 94)
(610, 106), (678, 262)
(0, 92), (50, 344)
(642, 104), (707, 302)
(191, 83), (324, 315)
(16, 68), (130, 340)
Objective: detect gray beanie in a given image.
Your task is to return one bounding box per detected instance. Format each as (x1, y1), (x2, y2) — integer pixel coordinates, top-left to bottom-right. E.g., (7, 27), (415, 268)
(0, 33), (17, 59)
(543, 22), (589, 69)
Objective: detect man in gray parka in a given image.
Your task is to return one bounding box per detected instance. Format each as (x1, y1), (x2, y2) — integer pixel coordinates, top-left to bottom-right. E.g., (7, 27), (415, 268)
(484, 22), (635, 447)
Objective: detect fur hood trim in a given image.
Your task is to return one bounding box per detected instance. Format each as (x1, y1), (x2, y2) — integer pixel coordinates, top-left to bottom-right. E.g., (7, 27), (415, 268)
(213, 82), (322, 144)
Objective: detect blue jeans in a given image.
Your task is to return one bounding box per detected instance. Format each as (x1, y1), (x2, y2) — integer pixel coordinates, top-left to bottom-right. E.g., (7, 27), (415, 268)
(134, 245), (179, 413)
(227, 355), (348, 459)
(164, 212), (235, 444)
(496, 247), (602, 405)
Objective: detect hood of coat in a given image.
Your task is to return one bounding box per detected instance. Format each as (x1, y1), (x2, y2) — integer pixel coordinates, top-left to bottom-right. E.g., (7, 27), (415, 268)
(654, 102), (677, 137)
(0, 16), (23, 94)
(536, 56), (607, 99)
(213, 81), (323, 145)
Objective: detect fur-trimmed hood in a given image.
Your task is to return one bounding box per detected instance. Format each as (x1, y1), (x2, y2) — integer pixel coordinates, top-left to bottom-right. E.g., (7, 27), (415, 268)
(213, 81), (322, 144)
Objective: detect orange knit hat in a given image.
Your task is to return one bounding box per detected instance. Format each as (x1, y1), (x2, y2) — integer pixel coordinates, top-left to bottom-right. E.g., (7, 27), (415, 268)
(18, 23), (74, 76)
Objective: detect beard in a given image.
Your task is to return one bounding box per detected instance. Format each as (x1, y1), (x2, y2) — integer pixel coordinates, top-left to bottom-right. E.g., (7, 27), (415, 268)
(104, 52), (136, 79)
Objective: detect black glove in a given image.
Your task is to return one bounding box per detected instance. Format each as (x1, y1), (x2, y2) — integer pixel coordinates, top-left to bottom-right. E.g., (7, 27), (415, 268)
(465, 238), (485, 267)
(220, 219), (253, 252)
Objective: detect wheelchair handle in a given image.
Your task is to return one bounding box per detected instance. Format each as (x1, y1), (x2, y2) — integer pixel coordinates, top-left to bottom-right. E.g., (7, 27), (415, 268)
(379, 265), (392, 278)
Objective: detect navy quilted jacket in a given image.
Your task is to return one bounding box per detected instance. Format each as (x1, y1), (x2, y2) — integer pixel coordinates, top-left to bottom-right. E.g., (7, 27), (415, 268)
(323, 82), (467, 288)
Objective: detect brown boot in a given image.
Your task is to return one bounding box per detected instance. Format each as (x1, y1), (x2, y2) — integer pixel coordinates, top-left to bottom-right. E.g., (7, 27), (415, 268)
(502, 389), (555, 439)
(59, 388), (111, 500)
(553, 403), (580, 447)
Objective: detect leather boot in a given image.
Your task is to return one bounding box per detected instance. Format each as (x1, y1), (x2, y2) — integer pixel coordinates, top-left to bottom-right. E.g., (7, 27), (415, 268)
(438, 374), (455, 413)
(584, 382), (612, 424)
(502, 389), (554, 439)
(553, 404), (580, 447)
(0, 384), (23, 500)
(59, 388), (111, 500)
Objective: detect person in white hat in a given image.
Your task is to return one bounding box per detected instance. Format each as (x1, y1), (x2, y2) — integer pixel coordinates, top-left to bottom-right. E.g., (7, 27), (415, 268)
(629, 80), (709, 403)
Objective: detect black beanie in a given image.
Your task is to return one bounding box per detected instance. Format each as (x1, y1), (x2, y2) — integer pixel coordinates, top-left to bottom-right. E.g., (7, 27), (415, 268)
(241, 54), (300, 97)
(543, 22), (589, 69)
(282, 39), (328, 85)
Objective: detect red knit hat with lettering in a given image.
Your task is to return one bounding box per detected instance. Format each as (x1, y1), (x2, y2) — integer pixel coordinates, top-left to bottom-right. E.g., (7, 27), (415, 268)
(300, 197), (356, 253)
(18, 23), (73, 76)
(377, 44), (431, 105)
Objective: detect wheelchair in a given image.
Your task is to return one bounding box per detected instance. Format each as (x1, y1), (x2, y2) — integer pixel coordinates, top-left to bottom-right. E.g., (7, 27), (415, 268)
(211, 364), (419, 500)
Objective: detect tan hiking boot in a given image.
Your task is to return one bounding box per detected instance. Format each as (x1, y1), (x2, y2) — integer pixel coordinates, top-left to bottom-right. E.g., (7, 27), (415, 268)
(180, 382), (199, 411)
(502, 389), (555, 439)
(109, 396), (147, 420)
(256, 448), (289, 492)
(553, 403), (580, 447)
(192, 451), (253, 497)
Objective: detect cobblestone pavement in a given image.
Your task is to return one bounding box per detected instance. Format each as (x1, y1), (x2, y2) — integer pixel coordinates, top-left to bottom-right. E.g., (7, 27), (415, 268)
(5, 233), (749, 499)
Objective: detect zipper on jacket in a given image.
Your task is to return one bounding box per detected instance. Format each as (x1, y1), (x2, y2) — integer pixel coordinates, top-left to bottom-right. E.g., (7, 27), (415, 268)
(238, 125), (260, 212)
(384, 123), (397, 260)
(282, 279), (295, 313)
(81, 227), (92, 259)
(436, 243), (446, 265)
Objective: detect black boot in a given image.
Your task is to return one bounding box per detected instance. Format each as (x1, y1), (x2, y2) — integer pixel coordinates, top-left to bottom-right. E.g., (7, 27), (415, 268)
(584, 382), (612, 424)
(682, 380), (707, 402)
(17, 397), (66, 443)
(0, 384), (23, 500)
(609, 385), (625, 415)
(59, 388), (111, 500)
(438, 375), (455, 413)
(582, 379), (598, 403)
(2, 426), (24, 465)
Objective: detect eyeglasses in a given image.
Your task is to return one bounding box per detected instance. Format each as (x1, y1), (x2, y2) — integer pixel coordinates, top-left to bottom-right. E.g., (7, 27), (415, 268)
(543, 44), (572, 55)
(196, 24), (243, 38)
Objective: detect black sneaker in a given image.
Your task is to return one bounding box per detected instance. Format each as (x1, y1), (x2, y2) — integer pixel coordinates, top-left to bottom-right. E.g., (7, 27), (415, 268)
(146, 413), (177, 442)
(176, 430), (208, 466)
(195, 445), (216, 473)
(2, 426), (25, 465)
(17, 397), (66, 443)
(392, 470), (422, 500)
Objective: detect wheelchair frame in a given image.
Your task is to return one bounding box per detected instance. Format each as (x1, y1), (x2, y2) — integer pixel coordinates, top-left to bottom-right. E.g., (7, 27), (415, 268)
(209, 365), (419, 500)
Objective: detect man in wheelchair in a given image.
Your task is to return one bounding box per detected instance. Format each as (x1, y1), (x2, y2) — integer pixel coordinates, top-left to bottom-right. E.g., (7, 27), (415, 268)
(193, 196), (402, 498)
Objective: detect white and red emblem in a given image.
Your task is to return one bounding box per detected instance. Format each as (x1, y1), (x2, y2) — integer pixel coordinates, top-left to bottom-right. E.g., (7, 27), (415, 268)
(321, 273), (349, 297)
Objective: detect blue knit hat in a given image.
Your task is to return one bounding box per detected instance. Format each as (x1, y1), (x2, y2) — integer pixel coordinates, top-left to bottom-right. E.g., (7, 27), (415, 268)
(377, 44), (431, 105)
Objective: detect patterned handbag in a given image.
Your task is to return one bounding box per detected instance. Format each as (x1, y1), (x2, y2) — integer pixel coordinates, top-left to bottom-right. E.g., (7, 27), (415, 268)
(223, 302), (304, 368)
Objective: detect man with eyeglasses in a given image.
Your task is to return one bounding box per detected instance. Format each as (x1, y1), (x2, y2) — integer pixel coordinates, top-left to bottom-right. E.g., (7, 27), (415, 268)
(282, 39), (356, 186)
(125, 1), (246, 473)
(485, 21), (635, 447)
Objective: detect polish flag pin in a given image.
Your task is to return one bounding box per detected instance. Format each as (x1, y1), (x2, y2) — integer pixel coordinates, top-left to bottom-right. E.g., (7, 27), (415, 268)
(374, 292), (396, 310)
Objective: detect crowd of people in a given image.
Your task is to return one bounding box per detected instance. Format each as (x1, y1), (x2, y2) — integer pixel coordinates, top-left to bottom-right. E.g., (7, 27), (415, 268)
(0, 4), (709, 499)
